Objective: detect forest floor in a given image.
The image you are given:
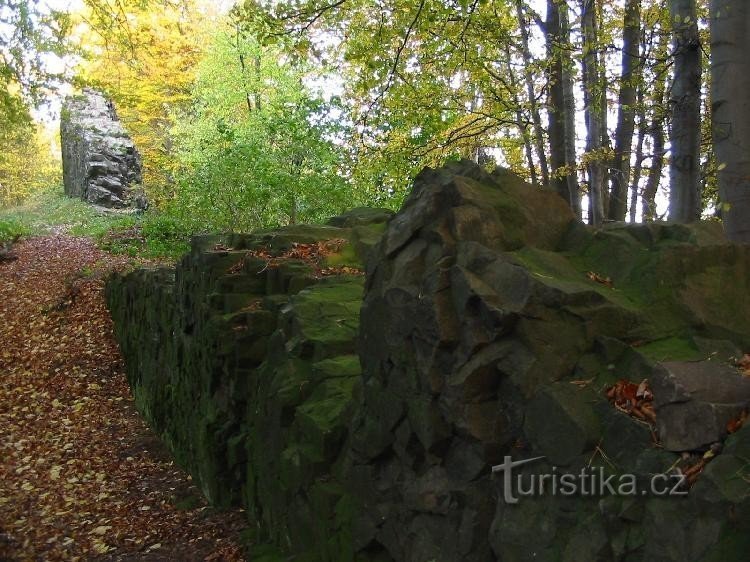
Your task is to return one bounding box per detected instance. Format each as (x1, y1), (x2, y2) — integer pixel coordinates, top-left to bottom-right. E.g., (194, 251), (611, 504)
(0, 235), (247, 561)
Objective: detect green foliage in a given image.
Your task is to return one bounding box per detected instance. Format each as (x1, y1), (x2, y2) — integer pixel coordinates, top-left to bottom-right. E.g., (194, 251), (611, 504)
(0, 0), (70, 124)
(0, 187), (119, 237)
(0, 217), (29, 243)
(169, 23), (357, 232)
(0, 1), (68, 208)
(99, 214), (191, 260)
(242, 0), (535, 195)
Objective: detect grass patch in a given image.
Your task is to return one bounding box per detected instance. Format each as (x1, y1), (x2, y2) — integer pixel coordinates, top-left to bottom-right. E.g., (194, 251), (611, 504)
(0, 187), (191, 260)
(0, 187), (117, 238)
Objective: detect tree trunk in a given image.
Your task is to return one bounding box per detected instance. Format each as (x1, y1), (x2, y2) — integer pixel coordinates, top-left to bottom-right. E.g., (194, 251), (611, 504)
(580, 0), (605, 225)
(561, 2), (580, 216)
(254, 55), (262, 111)
(629, 48), (647, 224)
(710, 0), (750, 242)
(642, 26), (670, 222)
(629, 100), (646, 223)
(516, 0), (549, 186)
(234, 23), (254, 115)
(546, 0), (580, 216)
(518, 118), (538, 187)
(643, 119), (665, 221)
(608, 0), (641, 221)
(669, 0), (703, 223)
(504, 45), (539, 187)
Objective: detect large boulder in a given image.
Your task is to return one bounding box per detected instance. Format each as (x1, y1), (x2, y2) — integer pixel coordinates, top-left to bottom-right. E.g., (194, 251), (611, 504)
(347, 160), (750, 561)
(60, 89), (146, 210)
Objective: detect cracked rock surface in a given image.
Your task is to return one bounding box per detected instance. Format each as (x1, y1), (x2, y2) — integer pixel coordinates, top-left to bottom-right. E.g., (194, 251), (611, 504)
(61, 89), (146, 210)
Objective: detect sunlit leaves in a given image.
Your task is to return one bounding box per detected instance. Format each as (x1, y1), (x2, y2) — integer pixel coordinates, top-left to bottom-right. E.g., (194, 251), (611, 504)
(74, 0), (206, 202)
(169, 22), (354, 232)
(0, 124), (61, 208)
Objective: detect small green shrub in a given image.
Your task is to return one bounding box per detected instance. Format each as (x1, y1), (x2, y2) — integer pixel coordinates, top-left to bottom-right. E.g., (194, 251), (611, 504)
(0, 218), (29, 243)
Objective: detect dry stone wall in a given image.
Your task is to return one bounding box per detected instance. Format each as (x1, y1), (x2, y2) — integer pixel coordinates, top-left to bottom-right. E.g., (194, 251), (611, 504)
(107, 162), (750, 561)
(106, 211), (391, 561)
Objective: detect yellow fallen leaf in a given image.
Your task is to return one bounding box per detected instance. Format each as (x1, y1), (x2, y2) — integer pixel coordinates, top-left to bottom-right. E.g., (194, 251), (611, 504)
(91, 539), (110, 554)
(91, 525), (112, 536)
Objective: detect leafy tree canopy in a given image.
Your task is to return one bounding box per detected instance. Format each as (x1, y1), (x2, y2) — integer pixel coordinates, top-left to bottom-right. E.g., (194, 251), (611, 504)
(168, 17), (356, 232)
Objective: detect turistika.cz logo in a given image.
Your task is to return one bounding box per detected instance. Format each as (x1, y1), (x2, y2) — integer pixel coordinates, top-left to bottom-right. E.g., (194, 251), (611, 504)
(491, 456), (688, 504)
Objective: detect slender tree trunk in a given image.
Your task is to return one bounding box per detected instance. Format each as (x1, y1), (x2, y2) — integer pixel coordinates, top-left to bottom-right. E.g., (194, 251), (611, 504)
(608, 0), (641, 221)
(709, 1), (750, 242)
(598, 0), (610, 215)
(254, 55), (262, 111)
(641, 26), (670, 222)
(643, 120), (666, 221)
(233, 24), (254, 115)
(629, 119), (646, 223)
(517, 116), (538, 187)
(516, 0), (549, 186)
(546, 0), (580, 216)
(629, 70), (647, 223)
(504, 46), (539, 187)
(547, 1), (566, 196)
(580, 0), (605, 225)
(669, 0), (702, 223)
(561, 2), (579, 216)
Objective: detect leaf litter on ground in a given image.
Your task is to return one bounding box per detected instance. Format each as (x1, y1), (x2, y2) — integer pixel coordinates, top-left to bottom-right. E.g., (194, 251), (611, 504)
(0, 236), (246, 561)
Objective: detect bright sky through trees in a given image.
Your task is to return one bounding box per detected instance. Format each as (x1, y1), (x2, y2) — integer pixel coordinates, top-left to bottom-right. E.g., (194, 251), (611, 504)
(4, 0), (747, 239)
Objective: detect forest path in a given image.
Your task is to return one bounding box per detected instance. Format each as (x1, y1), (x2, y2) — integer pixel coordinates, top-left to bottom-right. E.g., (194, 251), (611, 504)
(0, 236), (245, 561)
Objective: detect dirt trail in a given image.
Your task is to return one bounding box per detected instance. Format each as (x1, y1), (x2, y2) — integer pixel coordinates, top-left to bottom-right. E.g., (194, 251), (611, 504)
(0, 236), (245, 561)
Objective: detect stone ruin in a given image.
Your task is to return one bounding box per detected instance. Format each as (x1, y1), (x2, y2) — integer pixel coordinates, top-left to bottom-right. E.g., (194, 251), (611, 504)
(60, 89), (146, 211)
(106, 161), (750, 561)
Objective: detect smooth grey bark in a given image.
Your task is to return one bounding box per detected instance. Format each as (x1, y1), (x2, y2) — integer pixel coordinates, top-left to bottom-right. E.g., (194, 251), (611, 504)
(561, 3), (580, 216)
(642, 29), (670, 222)
(710, 0), (750, 242)
(669, 0), (703, 223)
(643, 118), (666, 221)
(629, 90), (646, 223)
(504, 45), (539, 187)
(516, 0), (549, 186)
(546, 0), (580, 216)
(580, 0), (605, 225)
(608, 0), (641, 221)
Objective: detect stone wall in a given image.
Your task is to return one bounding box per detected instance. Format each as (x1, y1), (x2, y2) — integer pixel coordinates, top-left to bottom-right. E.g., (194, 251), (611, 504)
(60, 89), (146, 210)
(107, 162), (750, 561)
(106, 210), (391, 560)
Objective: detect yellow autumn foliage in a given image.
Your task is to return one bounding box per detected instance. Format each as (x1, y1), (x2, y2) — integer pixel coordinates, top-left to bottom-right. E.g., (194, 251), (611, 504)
(0, 124), (61, 208)
(72, 0), (211, 206)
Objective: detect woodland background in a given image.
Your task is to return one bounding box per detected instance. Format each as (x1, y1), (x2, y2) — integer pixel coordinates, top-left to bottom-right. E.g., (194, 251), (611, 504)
(0, 0), (745, 254)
